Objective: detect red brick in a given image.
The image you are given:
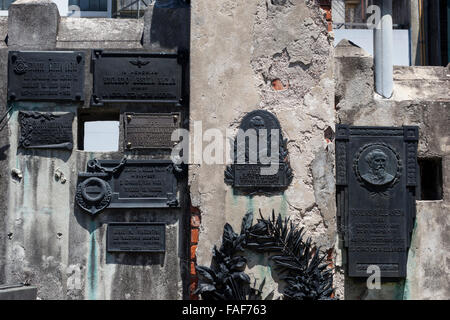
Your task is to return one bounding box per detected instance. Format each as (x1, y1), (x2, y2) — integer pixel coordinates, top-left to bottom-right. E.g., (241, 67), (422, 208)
(325, 9), (332, 21)
(191, 214), (201, 228)
(190, 261), (197, 276)
(191, 228), (199, 244)
(272, 79), (288, 91)
(191, 245), (197, 260)
(327, 21), (333, 32)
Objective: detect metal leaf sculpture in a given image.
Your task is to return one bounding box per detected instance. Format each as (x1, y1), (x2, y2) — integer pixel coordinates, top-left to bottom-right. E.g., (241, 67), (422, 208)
(195, 210), (335, 300)
(195, 211), (265, 300)
(246, 210), (335, 300)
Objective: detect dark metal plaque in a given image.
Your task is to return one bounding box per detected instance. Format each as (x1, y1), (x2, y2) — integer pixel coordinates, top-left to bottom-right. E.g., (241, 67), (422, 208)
(91, 50), (183, 106)
(8, 51), (85, 101)
(18, 111), (74, 150)
(76, 158), (182, 215)
(124, 112), (181, 150)
(336, 125), (419, 278)
(225, 110), (293, 192)
(107, 223), (166, 253)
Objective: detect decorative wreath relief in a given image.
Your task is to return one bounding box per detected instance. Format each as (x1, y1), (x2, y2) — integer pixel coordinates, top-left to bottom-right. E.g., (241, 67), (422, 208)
(195, 210), (335, 300)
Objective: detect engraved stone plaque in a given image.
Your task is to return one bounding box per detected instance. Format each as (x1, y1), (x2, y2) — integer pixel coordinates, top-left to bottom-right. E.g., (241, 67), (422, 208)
(18, 111), (74, 150)
(107, 223), (166, 253)
(225, 110), (293, 192)
(91, 50), (183, 106)
(336, 125), (419, 278)
(8, 51), (85, 101)
(76, 158), (182, 214)
(124, 112), (181, 150)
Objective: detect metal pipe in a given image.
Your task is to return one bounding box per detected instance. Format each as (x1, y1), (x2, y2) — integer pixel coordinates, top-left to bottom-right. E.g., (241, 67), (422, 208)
(374, 0), (393, 98)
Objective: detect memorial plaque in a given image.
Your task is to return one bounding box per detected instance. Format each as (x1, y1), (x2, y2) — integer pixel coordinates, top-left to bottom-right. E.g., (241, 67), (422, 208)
(124, 112), (181, 150)
(336, 125), (419, 278)
(18, 111), (74, 150)
(8, 51), (85, 101)
(91, 50), (183, 106)
(225, 110), (293, 191)
(107, 223), (166, 253)
(76, 158), (181, 214)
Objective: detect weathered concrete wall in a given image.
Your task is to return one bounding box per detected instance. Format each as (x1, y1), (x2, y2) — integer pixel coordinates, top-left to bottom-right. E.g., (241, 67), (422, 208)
(334, 40), (450, 300)
(189, 0), (338, 298)
(1, 1), (189, 299)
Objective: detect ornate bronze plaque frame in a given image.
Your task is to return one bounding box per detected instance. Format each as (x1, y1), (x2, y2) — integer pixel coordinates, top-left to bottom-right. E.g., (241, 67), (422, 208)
(124, 112), (181, 150)
(91, 50), (184, 106)
(18, 111), (74, 150)
(224, 110), (293, 192)
(336, 125), (419, 278)
(107, 223), (166, 253)
(8, 51), (85, 102)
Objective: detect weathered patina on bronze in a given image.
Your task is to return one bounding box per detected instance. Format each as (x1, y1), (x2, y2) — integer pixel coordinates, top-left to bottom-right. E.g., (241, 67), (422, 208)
(18, 111), (74, 150)
(124, 112), (181, 150)
(76, 158), (182, 215)
(8, 51), (85, 101)
(335, 125), (419, 278)
(91, 50), (183, 106)
(107, 223), (166, 253)
(225, 110), (293, 192)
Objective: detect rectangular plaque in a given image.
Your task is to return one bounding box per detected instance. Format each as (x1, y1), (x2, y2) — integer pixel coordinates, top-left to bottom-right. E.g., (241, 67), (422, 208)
(91, 50), (183, 106)
(19, 111), (74, 150)
(95, 160), (179, 208)
(107, 223), (166, 253)
(336, 125), (419, 278)
(234, 164), (288, 188)
(124, 112), (181, 150)
(8, 51), (85, 101)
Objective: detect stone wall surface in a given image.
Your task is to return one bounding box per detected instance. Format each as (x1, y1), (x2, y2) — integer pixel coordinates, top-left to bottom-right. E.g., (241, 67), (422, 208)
(189, 0), (338, 298)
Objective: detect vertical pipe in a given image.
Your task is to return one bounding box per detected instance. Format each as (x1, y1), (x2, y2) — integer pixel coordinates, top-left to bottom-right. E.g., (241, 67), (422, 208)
(374, 0), (393, 98)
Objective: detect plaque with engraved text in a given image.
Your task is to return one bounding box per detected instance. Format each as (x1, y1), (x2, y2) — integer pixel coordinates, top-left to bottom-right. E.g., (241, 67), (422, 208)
(8, 51), (85, 101)
(107, 223), (166, 253)
(336, 125), (419, 278)
(124, 112), (181, 150)
(225, 110), (293, 192)
(76, 159), (182, 214)
(91, 50), (183, 106)
(19, 111), (74, 150)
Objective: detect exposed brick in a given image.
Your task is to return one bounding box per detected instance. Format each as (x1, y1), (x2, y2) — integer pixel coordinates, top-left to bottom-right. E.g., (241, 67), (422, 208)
(191, 214), (201, 228)
(191, 228), (199, 244)
(190, 261), (197, 276)
(272, 79), (288, 91)
(325, 9), (332, 21)
(189, 280), (199, 300)
(327, 21), (332, 32)
(191, 245), (197, 260)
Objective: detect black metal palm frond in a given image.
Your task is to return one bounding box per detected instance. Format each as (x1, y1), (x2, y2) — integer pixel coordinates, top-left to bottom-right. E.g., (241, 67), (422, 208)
(195, 211), (266, 300)
(245, 209), (335, 300)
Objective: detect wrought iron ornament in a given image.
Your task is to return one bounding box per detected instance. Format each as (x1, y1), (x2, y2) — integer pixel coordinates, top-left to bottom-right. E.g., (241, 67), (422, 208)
(224, 110), (293, 192)
(18, 111), (74, 150)
(91, 50), (184, 106)
(107, 223), (166, 253)
(335, 125), (419, 278)
(8, 51), (85, 101)
(195, 210), (335, 300)
(76, 158), (183, 215)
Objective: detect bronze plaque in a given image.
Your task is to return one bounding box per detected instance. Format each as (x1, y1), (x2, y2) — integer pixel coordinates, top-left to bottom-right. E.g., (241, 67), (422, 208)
(107, 223), (166, 253)
(8, 51), (84, 102)
(124, 112), (181, 150)
(91, 50), (183, 106)
(19, 111), (74, 150)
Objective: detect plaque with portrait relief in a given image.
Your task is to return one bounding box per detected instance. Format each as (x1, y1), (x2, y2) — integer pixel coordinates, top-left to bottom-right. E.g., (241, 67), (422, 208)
(335, 125), (419, 278)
